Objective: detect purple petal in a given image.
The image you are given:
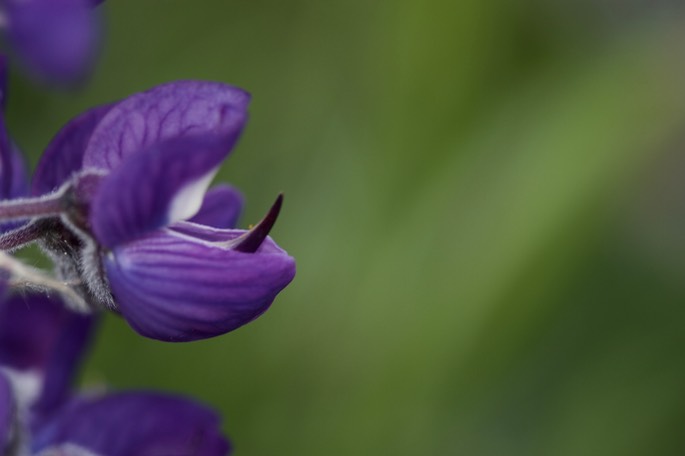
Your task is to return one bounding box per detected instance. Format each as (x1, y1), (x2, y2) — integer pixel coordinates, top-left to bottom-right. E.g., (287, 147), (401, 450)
(169, 221), (244, 242)
(0, 120), (30, 229)
(0, 146), (30, 232)
(0, 102), (28, 224)
(0, 372), (14, 453)
(9, 146), (28, 199)
(0, 294), (96, 415)
(32, 392), (230, 456)
(0, 55), (8, 109)
(105, 229), (295, 342)
(0, 113), (30, 230)
(32, 104), (112, 196)
(34, 443), (103, 455)
(0, 114), (16, 199)
(83, 81), (250, 171)
(4, 0), (101, 85)
(90, 135), (235, 248)
(188, 185), (244, 229)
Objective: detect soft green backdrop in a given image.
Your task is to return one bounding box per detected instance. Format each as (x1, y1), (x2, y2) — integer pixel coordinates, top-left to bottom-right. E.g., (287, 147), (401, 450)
(7, 1), (685, 455)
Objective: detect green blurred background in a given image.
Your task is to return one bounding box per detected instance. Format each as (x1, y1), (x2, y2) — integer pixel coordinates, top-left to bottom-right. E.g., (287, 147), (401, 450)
(8, 0), (685, 454)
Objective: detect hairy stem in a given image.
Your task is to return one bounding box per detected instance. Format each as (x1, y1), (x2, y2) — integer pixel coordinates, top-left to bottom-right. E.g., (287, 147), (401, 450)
(0, 221), (44, 251)
(0, 193), (63, 223)
(0, 251), (88, 311)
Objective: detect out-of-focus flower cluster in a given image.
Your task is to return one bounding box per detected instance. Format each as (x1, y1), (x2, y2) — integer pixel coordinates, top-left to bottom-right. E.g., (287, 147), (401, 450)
(0, 293), (231, 455)
(1, 0), (103, 85)
(0, 2), (296, 455)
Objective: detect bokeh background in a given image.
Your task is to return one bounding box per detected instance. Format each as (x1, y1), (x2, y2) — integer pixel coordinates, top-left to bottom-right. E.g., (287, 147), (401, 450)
(7, 1), (685, 454)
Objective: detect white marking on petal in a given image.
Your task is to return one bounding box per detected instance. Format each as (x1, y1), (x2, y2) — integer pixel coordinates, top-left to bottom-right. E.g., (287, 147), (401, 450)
(163, 226), (232, 250)
(0, 368), (42, 411)
(35, 443), (104, 456)
(167, 168), (217, 224)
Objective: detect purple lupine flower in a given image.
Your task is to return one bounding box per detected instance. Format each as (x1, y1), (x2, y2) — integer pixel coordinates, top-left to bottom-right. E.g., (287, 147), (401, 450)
(0, 293), (95, 422)
(33, 392), (230, 455)
(0, 80), (296, 342)
(0, 292), (231, 455)
(0, 0), (103, 85)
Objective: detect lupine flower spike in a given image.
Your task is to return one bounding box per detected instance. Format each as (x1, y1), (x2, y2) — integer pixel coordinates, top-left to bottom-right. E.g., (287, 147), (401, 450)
(0, 80), (296, 342)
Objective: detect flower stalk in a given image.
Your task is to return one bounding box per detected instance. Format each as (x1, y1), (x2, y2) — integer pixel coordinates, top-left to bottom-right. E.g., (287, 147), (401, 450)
(0, 221), (44, 251)
(0, 193), (63, 223)
(0, 251), (87, 310)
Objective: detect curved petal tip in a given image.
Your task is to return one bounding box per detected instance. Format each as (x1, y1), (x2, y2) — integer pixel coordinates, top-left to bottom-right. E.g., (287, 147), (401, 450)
(232, 193), (283, 253)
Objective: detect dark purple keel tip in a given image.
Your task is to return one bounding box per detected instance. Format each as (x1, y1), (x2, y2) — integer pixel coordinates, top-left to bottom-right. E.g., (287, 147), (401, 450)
(232, 193), (283, 253)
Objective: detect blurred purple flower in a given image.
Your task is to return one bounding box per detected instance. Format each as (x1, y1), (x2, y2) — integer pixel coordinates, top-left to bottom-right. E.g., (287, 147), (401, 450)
(0, 293), (231, 455)
(1, 0), (103, 85)
(0, 55), (30, 233)
(0, 80), (295, 342)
